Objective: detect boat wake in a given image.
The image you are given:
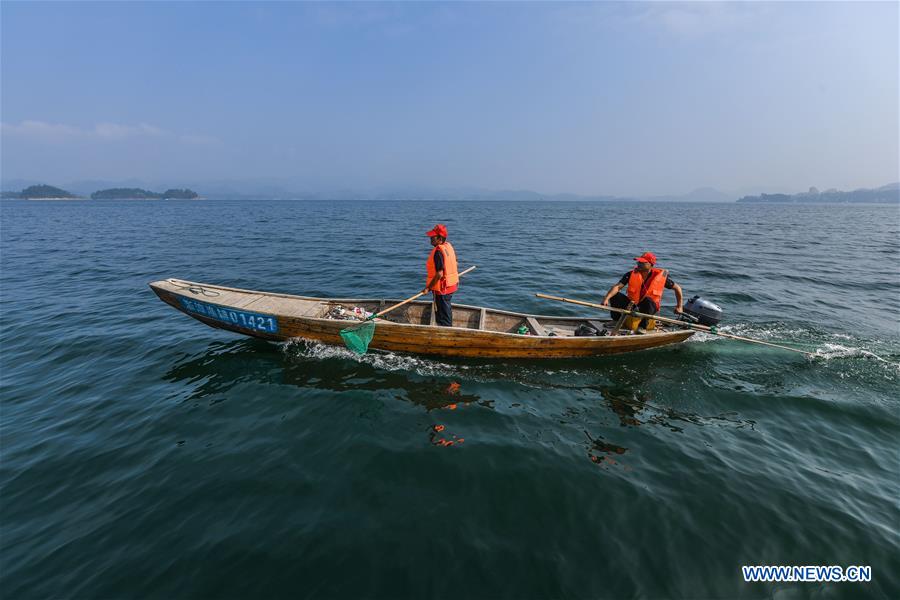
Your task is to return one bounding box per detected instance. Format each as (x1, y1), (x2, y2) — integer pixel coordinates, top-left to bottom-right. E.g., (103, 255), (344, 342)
(281, 338), (604, 389)
(813, 342), (900, 367)
(281, 338), (464, 378)
(282, 323), (900, 389)
(686, 322), (899, 368)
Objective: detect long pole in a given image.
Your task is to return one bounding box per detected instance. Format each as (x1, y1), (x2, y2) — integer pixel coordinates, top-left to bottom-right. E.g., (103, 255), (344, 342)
(374, 266), (477, 319)
(535, 293), (814, 356)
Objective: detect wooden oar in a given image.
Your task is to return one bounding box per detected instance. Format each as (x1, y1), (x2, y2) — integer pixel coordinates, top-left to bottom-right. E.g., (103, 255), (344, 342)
(340, 266), (476, 354)
(535, 293), (815, 356)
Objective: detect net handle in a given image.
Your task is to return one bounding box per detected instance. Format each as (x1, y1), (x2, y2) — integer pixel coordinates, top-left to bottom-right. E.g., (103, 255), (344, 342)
(372, 266), (477, 320)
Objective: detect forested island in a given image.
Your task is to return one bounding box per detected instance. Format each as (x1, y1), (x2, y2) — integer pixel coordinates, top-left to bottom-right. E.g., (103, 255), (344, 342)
(0, 184), (199, 200)
(1, 185), (80, 199)
(90, 188), (199, 199)
(738, 183), (899, 204)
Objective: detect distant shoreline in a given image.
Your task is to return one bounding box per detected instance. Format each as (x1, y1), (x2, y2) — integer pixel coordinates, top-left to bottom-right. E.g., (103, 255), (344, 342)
(3, 196), (898, 205)
(737, 184), (898, 204)
(2, 182), (896, 203)
(22, 197), (81, 201)
(18, 197), (206, 201)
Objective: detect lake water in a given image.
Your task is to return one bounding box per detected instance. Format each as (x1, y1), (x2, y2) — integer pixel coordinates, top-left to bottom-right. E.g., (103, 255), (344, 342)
(1, 199), (898, 598)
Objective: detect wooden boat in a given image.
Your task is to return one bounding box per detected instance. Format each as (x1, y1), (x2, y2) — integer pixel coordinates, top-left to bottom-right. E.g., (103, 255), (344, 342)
(149, 278), (694, 358)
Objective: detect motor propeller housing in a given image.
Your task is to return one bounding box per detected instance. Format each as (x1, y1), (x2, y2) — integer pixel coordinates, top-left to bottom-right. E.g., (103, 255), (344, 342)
(683, 295), (724, 326)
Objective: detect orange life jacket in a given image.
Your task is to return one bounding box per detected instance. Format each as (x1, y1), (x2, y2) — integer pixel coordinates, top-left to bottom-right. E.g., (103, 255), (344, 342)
(426, 241), (459, 293)
(627, 268), (668, 310)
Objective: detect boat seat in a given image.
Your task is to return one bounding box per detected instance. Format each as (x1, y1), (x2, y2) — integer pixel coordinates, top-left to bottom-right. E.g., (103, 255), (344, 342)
(525, 317), (548, 336)
(478, 308), (487, 330)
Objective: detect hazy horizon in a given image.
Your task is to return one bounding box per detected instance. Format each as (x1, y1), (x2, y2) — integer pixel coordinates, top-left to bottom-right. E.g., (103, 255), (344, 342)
(2, 2), (898, 197)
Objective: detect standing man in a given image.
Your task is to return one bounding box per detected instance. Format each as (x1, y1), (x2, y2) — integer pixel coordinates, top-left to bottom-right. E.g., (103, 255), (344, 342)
(600, 252), (684, 331)
(422, 224), (459, 327)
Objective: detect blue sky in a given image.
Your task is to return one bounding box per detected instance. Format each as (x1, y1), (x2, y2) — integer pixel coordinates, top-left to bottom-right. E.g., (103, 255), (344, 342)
(1, 1), (897, 196)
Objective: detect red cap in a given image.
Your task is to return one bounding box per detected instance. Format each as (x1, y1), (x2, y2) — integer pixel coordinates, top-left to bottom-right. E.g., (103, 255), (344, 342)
(426, 224), (448, 238)
(634, 252), (657, 264)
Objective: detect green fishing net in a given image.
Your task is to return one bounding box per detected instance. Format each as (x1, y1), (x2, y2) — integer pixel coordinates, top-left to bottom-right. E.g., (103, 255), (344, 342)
(340, 320), (376, 354)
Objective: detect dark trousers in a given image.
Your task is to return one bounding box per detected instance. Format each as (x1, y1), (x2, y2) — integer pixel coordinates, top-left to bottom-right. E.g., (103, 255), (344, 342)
(434, 293), (453, 326)
(608, 293), (657, 321)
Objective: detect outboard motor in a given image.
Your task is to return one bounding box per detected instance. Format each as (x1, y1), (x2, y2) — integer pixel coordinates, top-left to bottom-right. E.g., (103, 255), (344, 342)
(683, 295), (724, 327)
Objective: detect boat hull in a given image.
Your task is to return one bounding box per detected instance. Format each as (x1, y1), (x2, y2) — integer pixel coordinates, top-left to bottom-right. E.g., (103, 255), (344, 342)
(150, 279), (694, 358)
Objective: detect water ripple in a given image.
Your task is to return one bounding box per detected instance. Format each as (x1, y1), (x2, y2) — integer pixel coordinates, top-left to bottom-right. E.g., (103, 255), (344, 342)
(2, 198), (899, 598)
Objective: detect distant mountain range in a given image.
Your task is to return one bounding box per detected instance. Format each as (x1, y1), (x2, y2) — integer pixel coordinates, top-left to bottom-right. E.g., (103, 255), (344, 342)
(0, 178), (736, 202)
(2, 178), (897, 203)
(738, 183), (899, 204)
(91, 187), (198, 200)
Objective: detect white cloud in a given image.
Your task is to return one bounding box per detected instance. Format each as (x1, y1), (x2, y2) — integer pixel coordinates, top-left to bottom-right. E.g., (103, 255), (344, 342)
(0, 120), (217, 144)
(0, 120), (82, 140)
(92, 122), (165, 140)
(178, 133), (219, 145)
(633, 3), (767, 38)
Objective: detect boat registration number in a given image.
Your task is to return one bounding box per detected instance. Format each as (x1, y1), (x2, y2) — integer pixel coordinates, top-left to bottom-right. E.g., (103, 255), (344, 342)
(178, 297), (279, 333)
